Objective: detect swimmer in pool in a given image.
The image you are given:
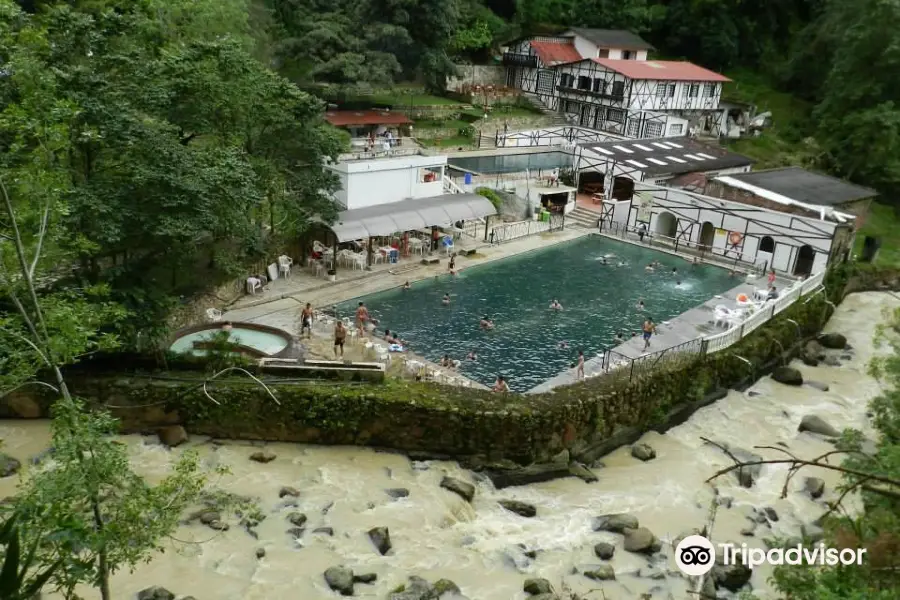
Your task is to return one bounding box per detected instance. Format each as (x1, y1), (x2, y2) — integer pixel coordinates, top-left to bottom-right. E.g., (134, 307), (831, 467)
(636, 299), (645, 311)
(442, 293), (451, 305)
(558, 341), (569, 349)
(403, 281), (410, 290)
(645, 263), (654, 272)
(467, 351), (478, 361)
(549, 299), (563, 310)
(479, 316), (494, 330)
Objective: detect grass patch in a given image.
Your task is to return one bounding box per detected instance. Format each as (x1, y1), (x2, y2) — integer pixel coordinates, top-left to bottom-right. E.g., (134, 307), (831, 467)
(420, 136), (476, 149)
(722, 68), (816, 169)
(368, 85), (463, 107)
(854, 202), (900, 267)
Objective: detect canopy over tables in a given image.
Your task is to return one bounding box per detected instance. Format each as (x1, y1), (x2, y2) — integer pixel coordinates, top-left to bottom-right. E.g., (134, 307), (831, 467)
(329, 194), (496, 242)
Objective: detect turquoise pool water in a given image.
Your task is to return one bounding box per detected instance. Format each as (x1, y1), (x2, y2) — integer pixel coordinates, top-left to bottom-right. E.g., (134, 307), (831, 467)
(448, 151), (575, 175)
(169, 327), (289, 357)
(336, 236), (737, 392)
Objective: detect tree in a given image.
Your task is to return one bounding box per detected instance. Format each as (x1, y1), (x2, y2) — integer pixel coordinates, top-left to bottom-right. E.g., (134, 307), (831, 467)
(0, 513), (60, 600)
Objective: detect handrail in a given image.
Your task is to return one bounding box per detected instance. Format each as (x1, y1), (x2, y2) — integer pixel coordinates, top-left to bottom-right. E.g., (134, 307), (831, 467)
(443, 174), (464, 195)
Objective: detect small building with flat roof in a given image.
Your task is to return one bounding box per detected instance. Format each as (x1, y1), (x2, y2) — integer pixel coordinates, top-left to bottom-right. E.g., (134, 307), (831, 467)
(705, 167), (877, 228)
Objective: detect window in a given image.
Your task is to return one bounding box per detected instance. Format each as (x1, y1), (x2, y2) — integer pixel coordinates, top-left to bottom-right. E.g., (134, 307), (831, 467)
(607, 108), (625, 123)
(611, 81), (625, 98)
(536, 71), (554, 94)
(683, 83), (700, 98)
(667, 84), (676, 97)
(655, 83), (667, 97)
(668, 123), (684, 135)
(592, 78), (605, 93)
(703, 83), (716, 97)
(645, 122), (663, 137)
(577, 75), (591, 90)
(593, 108), (606, 129)
(623, 50), (635, 60)
(563, 100), (580, 114)
(627, 120), (641, 137)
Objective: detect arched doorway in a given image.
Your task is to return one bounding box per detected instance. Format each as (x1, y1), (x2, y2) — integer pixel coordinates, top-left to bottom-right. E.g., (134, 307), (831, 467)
(655, 211), (677, 240)
(699, 221), (715, 250)
(759, 236), (775, 253)
(794, 244), (815, 276)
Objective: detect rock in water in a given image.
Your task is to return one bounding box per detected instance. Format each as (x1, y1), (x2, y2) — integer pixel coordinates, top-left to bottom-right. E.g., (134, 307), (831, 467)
(440, 476), (475, 502)
(818, 332), (847, 349)
(763, 507), (779, 522)
(287, 512), (307, 527)
(712, 562), (752, 592)
(568, 461), (599, 482)
(498, 499), (537, 518)
(805, 380), (830, 392)
(390, 576), (435, 600)
(484, 463), (572, 488)
(279, 486), (300, 498)
(433, 579), (461, 596)
(631, 443), (657, 461)
(157, 426), (188, 447)
(592, 513), (639, 533)
(255, 548), (265, 559)
(6, 395), (41, 418)
(584, 565), (616, 581)
(0, 453), (22, 478)
(313, 527), (334, 536)
(324, 566), (355, 596)
(622, 527), (662, 554)
(368, 526), (392, 555)
(524, 578), (552, 595)
(805, 477), (825, 499)
(353, 573), (378, 584)
(386, 487), (410, 499)
(799, 415), (841, 437)
(249, 450), (276, 463)
(772, 366), (803, 386)
(594, 542), (615, 560)
(137, 587), (175, 600)
(704, 440), (762, 488)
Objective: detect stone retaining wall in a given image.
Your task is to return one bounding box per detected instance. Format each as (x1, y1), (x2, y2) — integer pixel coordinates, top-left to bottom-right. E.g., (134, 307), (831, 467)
(3, 265), (868, 465)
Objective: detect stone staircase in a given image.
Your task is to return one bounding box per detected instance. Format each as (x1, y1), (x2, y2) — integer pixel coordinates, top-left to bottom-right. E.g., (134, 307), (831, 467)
(566, 206), (601, 229)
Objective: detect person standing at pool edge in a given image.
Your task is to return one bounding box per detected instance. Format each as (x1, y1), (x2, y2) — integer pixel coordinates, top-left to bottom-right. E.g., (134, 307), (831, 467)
(355, 302), (369, 336)
(333, 320), (347, 358)
(576, 350), (585, 380)
(642, 318), (656, 351)
(300, 303), (314, 339)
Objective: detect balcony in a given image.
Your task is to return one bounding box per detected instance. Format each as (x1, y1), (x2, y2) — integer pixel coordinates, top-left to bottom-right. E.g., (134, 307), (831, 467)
(557, 85), (624, 102)
(502, 53), (538, 68)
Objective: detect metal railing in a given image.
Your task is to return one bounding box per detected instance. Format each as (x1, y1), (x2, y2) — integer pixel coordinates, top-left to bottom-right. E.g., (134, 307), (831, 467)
(489, 219), (552, 244)
(595, 270), (827, 382)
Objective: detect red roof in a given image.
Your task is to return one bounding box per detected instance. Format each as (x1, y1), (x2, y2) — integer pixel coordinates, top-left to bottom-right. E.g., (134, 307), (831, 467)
(530, 41), (583, 66)
(325, 110), (412, 127)
(590, 58), (731, 82)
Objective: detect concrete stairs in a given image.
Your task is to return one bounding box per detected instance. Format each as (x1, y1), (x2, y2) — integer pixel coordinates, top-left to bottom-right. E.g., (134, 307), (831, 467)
(566, 206), (601, 229)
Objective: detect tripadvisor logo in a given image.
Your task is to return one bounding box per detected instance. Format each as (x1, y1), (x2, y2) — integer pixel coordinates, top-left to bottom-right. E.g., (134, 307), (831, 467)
(675, 535), (867, 576)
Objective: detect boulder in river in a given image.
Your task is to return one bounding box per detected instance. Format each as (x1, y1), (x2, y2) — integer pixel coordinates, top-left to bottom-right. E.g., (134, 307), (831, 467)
(804, 477), (825, 499)
(631, 443), (657, 461)
(805, 380), (830, 392)
(799, 415), (841, 437)
(368, 526), (392, 555)
(712, 561), (752, 592)
(622, 527), (662, 554)
(433, 579), (461, 596)
(484, 463), (572, 488)
(804, 340), (826, 361)
(389, 576), (435, 600)
(279, 486), (300, 498)
(324, 566), (355, 596)
(0, 454), (22, 478)
(818, 332), (847, 349)
(772, 366), (803, 386)
(592, 513), (639, 533)
(287, 512), (307, 527)
(568, 461), (599, 483)
(157, 426), (188, 448)
(763, 507), (779, 522)
(6, 395), (41, 418)
(584, 564), (616, 581)
(353, 573), (378, 584)
(524, 578), (552, 595)
(386, 487), (410, 499)
(249, 450), (276, 463)
(137, 587), (175, 600)
(440, 476), (475, 502)
(594, 542), (615, 560)
(255, 548), (265, 559)
(498, 499), (537, 518)
(313, 527), (334, 536)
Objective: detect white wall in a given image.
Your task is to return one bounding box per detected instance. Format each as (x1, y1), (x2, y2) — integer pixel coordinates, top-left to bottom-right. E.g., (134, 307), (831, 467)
(569, 34), (597, 59)
(327, 155), (447, 210)
(628, 81), (723, 112)
(607, 49), (649, 60)
(626, 183), (837, 273)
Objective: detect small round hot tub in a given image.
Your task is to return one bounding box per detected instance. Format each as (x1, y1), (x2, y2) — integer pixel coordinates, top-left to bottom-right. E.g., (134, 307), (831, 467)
(169, 322), (293, 358)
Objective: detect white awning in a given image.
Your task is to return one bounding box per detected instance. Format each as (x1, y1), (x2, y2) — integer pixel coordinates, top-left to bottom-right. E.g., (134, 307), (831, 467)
(329, 194), (497, 242)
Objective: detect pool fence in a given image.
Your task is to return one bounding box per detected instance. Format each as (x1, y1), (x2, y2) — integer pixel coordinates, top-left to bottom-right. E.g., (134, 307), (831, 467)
(597, 270), (826, 383)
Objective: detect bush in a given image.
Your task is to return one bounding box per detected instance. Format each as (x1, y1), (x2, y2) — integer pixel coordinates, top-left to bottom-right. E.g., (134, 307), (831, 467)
(475, 187), (504, 211)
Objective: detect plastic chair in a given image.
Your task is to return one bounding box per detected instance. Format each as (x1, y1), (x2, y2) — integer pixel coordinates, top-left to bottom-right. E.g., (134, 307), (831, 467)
(442, 236), (454, 255)
(246, 277), (261, 295)
(278, 255), (293, 278)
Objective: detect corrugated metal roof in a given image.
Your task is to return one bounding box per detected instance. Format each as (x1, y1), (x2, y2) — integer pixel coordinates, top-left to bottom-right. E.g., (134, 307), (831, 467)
(578, 136), (753, 177)
(566, 28), (655, 51)
(722, 167), (876, 206)
(530, 41), (583, 66)
(589, 59), (731, 82)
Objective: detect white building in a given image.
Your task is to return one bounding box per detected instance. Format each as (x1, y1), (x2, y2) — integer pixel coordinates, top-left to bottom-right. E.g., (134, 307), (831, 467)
(503, 28), (731, 139)
(598, 181), (855, 276)
(326, 154), (447, 210)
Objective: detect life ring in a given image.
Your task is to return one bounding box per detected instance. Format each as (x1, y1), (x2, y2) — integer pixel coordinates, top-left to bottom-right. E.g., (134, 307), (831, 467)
(736, 293), (749, 303)
(728, 231), (743, 246)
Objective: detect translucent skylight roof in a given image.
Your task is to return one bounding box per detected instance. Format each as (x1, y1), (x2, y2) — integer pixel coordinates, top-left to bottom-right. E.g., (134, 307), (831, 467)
(625, 159), (648, 168)
(612, 145), (633, 153)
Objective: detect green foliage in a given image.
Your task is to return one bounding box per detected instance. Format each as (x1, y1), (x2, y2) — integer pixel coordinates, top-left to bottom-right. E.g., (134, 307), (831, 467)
(854, 203), (900, 268)
(0, 512), (61, 600)
(14, 397), (227, 599)
(475, 187), (504, 211)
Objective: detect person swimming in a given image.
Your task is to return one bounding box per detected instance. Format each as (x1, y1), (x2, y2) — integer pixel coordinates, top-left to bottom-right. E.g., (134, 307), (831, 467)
(549, 299), (563, 310)
(614, 332), (624, 344)
(676, 280), (682, 287)
(672, 267), (678, 275)
(442, 293), (451, 305)
(557, 341), (569, 349)
(636, 299), (645, 310)
(645, 263), (654, 272)
(466, 351), (478, 361)
(403, 281), (410, 290)
(479, 316), (494, 329)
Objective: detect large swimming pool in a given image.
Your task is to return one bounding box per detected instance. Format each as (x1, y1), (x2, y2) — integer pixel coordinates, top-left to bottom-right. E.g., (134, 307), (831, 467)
(448, 151), (575, 175)
(336, 236), (737, 391)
